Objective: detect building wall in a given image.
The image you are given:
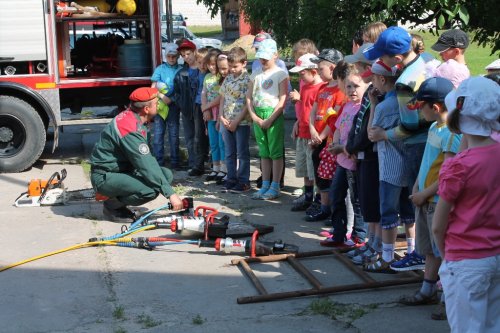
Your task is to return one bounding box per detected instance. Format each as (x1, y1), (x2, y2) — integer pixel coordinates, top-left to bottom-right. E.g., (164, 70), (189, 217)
(168, 0), (221, 26)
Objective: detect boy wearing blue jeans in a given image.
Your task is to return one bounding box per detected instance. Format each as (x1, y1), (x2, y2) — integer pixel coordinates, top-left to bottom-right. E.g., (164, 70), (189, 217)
(172, 40), (199, 172)
(151, 43), (182, 168)
(219, 47), (251, 193)
(366, 60), (412, 273)
(364, 26), (429, 270)
(247, 39), (289, 200)
(399, 77), (460, 321)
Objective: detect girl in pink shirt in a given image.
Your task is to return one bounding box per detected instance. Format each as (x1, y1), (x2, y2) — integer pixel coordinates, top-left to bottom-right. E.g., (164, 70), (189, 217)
(432, 76), (500, 333)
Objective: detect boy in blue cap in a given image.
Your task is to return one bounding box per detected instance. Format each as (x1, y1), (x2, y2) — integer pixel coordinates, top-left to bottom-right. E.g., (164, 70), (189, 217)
(151, 43), (182, 169)
(364, 26), (428, 271)
(398, 77), (461, 321)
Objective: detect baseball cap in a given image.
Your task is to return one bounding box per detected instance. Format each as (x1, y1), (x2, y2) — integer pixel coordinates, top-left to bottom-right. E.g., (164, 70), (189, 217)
(311, 48), (343, 65)
(431, 29), (469, 52)
(414, 77), (454, 102)
(129, 87), (158, 102)
(485, 59), (500, 71)
(164, 43), (178, 55)
(289, 53), (319, 73)
(433, 60), (470, 88)
(363, 26), (412, 60)
(367, 59), (399, 77)
(345, 43), (375, 65)
(445, 76), (500, 136)
(255, 39), (277, 60)
(177, 39), (197, 51)
(252, 32), (271, 49)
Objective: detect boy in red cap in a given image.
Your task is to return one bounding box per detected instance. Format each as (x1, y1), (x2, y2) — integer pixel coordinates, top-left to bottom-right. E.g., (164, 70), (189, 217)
(171, 39), (206, 175)
(90, 87), (183, 222)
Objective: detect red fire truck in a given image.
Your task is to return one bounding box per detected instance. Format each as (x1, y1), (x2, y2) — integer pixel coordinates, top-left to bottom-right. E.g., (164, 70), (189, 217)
(0, 0), (166, 172)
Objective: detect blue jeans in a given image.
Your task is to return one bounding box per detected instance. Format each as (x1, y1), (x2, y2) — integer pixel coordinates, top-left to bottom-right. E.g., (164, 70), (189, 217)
(181, 112), (196, 169)
(328, 165), (366, 241)
(379, 181), (415, 229)
(346, 169), (366, 240)
(152, 105), (180, 167)
(404, 142), (426, 191)
(221, 125), (250, 185)
(207, 120), (225, 163)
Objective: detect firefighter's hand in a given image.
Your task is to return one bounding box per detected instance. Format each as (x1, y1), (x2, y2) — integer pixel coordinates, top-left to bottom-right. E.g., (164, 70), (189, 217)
(169, 194), (184, 211)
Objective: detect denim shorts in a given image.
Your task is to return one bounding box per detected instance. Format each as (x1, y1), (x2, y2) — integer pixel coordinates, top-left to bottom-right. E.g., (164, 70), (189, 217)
(379, 181), (415, 229)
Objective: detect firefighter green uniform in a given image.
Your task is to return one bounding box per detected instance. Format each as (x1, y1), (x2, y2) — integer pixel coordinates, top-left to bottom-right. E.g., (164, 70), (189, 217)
(90, 109), (175, 206)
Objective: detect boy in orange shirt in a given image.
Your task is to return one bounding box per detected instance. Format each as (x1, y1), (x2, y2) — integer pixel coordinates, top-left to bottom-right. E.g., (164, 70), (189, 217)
(306, 49), (346, 221)
(289, 54), (327, 211)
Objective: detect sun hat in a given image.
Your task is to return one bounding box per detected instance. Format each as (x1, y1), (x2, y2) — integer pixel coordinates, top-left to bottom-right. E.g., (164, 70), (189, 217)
(431, 29), (469, 52)
(255, 39), (277, 60)
(363, 26), (412, 60)
(445, 76), (500, 136)
(345, 43), (375, 65)
(289, 53), (319, 73)
(311, 48), (344, 65)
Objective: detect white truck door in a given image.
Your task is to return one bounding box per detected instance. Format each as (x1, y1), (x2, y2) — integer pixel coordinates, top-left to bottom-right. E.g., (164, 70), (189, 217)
(0, 0), (47, 62)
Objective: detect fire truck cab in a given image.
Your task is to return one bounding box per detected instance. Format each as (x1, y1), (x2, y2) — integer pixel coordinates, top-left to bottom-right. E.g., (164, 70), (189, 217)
(0, 0), (165, 172)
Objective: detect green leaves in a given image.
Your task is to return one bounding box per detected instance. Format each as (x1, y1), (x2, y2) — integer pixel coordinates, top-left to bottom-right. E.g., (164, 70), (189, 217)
(437, 14), (445, 29)
(458, 5), (469, 25)
(198, 0), (498, 54)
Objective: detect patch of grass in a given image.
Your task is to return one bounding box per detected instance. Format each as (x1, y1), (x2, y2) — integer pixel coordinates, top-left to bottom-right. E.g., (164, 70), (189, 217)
(81, 159), (91, 177)
(114, 327), (127, 333)
(136, 314), (162, 328)
(186, 188), (207, 198)
(411, 30), (497, 75)
(308, 299), (371, 323)
(192, 314), (205, 325)
(190, 25), (222, 38)
(113, 306), (125, 320)
(173, 185), (188, 196)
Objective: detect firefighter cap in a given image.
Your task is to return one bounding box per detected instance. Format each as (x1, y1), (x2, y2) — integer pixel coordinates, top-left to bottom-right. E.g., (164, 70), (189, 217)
(177, 39), (197, 51)
(129, 87), (158, 102)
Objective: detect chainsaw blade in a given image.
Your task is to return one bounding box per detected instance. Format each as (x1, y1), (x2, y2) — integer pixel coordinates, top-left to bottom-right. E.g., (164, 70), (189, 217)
(65, 188), (96, 202)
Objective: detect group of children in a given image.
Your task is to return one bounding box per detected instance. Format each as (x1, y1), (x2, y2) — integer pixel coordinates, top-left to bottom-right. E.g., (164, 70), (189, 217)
(149, 24), (499, 333)
(282, 24), (499, 333)
(151, 35), (289, 197)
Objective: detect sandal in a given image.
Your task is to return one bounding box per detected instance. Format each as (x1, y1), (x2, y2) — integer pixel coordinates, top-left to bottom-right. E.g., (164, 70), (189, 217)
(261, 187), (280, 200)
(431, 302), (447, 320)
(399, 290), (439, 305)
(363, 258), (396, 274)
(252, 187), (269, 200)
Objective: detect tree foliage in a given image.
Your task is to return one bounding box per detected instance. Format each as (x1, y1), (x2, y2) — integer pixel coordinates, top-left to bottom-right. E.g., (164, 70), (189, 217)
(197, 0), (499, 54)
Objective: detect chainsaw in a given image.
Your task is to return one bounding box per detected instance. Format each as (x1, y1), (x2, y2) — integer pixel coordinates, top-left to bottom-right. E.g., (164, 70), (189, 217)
(14, 169), (96, 207)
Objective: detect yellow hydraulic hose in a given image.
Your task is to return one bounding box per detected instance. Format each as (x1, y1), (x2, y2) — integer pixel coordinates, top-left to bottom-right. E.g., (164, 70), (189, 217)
(0, 241), (117, 273)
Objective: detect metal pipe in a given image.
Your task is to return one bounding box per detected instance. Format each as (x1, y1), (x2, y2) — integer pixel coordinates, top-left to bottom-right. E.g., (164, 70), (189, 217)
(286, 257), (323, 290)
(237, 276), (422, 304)
(239, 260), (268, 295)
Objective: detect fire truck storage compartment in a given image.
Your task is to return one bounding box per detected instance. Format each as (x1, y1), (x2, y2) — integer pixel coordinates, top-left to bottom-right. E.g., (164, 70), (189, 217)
(56, 4), (153, 79)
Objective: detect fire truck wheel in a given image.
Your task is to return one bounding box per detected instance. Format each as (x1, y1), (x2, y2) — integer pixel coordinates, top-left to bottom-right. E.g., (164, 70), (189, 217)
(0, 95), (46, 173)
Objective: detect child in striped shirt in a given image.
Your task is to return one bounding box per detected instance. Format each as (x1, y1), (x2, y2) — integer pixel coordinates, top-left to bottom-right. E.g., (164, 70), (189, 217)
(366, 60), (414, 273)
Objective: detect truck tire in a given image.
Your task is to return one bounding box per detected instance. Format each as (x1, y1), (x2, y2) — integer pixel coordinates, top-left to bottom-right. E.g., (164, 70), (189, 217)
(0, 95), (46, 173)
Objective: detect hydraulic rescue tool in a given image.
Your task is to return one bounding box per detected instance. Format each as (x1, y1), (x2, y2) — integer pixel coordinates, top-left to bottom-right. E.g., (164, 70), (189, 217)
(199, 230), (299, 257)
(1, 201), (297, 273)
